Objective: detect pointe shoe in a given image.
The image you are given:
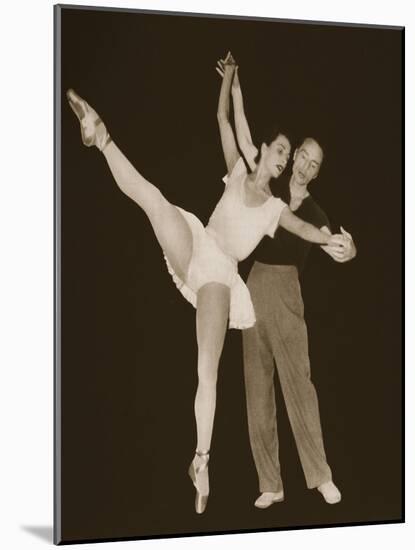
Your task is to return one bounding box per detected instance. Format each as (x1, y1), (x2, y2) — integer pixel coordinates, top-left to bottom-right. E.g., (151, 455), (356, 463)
(66, 88), (111, 151)
(188, 450), (209, 514)
(254, 491), (285, 509)
(317, 481), (342, 504)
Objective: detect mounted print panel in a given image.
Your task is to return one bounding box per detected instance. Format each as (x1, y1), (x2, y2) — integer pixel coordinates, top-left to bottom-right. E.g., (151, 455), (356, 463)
(54, 4), (404, 545)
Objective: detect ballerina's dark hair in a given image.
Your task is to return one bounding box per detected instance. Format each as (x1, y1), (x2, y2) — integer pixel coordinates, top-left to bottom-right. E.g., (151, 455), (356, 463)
(240, 121), (293, 177)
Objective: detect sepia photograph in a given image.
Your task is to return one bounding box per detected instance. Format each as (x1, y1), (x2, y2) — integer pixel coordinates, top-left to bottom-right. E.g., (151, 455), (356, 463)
(54, 4), (403, 545)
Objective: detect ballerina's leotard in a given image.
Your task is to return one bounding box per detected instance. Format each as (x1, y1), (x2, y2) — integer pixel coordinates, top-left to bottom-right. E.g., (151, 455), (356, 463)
(164, 157), (287, 329)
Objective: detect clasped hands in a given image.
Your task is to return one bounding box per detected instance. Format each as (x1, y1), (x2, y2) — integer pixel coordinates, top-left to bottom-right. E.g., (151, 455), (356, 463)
(216, 51), (240, 88)
(324, 227), (357, 263)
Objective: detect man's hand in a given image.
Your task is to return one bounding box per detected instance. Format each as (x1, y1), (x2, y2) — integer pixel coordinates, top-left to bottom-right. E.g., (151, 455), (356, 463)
(322, 226), (357, 263)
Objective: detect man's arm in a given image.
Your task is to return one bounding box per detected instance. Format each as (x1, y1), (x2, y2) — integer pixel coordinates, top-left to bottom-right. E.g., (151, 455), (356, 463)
(320, 226), (357, 263)
(216, 52), (240, 175)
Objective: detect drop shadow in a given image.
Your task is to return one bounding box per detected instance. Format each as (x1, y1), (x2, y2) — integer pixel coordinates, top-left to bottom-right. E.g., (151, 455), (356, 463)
(21, 525), (53, 544)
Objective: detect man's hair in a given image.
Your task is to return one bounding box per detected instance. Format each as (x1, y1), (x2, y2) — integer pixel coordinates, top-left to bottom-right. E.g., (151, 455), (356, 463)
(298, 137), (325, 163)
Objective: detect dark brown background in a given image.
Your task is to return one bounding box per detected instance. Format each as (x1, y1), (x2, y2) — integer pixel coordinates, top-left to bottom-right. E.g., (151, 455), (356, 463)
(56, 5), (403, 544)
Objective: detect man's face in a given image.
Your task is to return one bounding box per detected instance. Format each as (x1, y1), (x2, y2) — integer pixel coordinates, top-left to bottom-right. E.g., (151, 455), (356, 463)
(292, 139), (323, 186)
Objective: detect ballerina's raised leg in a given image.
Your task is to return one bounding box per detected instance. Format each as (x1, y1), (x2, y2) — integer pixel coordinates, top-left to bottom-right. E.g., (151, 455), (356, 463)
(67, 89), (231, 514)
(67, 89), (193, 282)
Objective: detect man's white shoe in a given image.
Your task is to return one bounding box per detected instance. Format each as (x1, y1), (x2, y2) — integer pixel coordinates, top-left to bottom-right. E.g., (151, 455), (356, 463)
(254, 491), (284, 509)
(317, 481), (341, 504)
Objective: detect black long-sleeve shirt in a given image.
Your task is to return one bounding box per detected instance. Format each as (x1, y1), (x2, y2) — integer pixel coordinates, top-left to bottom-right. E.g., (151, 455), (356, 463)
(252, 179), (330, 273)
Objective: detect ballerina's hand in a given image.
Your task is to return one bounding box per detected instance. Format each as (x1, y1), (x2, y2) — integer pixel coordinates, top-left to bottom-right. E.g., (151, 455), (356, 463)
(215, 51), (239, 85)
(323, 231), (354, 263)
(327, 233), (348, 248)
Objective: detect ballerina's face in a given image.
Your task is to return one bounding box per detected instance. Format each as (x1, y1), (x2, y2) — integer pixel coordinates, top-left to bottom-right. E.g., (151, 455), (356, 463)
(261, 135), (291, 179)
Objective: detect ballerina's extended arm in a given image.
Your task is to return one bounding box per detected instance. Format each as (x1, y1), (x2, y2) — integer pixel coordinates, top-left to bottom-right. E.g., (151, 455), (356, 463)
(231, 69), (259, 170)
(216, 57), (258, 171)
(216, 52), (240, 175)
(279, 207), (345, 246)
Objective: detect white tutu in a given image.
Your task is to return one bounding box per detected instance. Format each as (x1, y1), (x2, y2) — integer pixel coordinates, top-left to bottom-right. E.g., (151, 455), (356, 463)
(163, 207), (256, 330)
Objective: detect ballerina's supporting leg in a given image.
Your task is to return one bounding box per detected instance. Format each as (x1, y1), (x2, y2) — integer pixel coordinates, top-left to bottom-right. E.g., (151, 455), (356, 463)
(195, 282), (230, 450)
(189, 281), (230, 513)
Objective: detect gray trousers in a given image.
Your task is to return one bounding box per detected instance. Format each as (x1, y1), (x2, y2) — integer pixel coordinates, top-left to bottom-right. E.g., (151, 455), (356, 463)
(242, 262), (332, 493)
